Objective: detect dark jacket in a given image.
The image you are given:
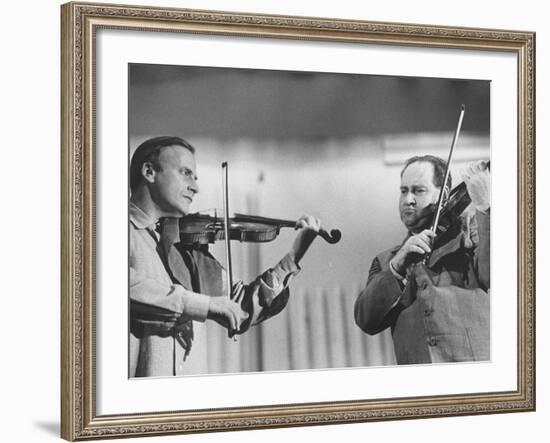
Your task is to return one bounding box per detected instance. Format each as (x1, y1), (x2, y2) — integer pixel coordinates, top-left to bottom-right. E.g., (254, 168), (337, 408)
(355, 210), (490, 364)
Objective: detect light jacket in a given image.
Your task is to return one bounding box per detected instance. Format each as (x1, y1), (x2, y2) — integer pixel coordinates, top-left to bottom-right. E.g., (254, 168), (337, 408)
(129, 203), (300, 377)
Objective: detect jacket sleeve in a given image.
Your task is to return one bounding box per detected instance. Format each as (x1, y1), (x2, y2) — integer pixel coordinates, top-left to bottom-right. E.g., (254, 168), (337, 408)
(194, 248), (300, 333)
(129, 267), (209, 321)
(129, 266), (211, 340)
(472, 209), (490, 290)
(129, 224), (211, 339)
(354, 255), (413, 335)
(242, 253), (300, 329)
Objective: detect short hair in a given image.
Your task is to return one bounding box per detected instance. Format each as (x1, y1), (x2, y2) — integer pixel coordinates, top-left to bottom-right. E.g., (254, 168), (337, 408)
(130, 136), (195, 192)
(400, 154), (452, 190)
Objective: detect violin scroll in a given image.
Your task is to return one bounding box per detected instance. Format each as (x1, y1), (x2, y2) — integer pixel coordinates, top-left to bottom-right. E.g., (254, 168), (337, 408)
(319, 228), (342, 244)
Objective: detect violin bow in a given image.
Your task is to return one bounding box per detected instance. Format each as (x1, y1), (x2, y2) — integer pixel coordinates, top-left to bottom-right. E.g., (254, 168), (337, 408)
(221, 162), (238, 340)
(221, 162), (234, 296)
(430, 104), (465, 234)
(421, 105), (465, 265)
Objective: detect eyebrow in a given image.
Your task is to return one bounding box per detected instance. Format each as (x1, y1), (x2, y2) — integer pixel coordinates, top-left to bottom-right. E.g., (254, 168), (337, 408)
(181, 166), (198, 180)
(400, 185), (428, 190)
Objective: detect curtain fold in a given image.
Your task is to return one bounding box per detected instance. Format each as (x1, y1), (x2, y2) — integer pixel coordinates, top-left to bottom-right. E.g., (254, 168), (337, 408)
(205, 283), (396, 374)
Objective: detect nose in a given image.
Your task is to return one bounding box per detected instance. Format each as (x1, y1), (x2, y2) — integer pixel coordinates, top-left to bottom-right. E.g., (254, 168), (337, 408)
(187, 177), (199, 195)
(404, 192), (416, 206)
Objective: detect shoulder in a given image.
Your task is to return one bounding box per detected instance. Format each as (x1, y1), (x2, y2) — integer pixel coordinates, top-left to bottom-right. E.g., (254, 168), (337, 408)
(375, 244), (401, 267)
(367, 244), (400, 278)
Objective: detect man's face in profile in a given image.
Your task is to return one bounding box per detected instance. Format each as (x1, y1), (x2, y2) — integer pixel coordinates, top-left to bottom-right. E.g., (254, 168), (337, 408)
(399, 161), (441, 231)
(149, 145), (199, 217)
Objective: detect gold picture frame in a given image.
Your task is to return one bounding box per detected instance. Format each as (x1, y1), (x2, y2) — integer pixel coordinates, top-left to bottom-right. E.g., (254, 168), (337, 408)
(61, 1), (535, 440)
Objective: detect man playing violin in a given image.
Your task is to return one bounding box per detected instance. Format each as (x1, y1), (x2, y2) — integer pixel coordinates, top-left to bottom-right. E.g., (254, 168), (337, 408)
(354, 155), (490, 364)
(129, 136), (321, 377)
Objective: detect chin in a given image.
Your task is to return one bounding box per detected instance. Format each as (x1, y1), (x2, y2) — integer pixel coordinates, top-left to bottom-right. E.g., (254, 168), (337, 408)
(403, 218), (419, 229)
(165, 208), (187, 218)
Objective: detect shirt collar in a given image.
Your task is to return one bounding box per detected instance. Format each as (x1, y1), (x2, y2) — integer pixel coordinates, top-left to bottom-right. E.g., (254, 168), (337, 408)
(129, 201), (157, 230)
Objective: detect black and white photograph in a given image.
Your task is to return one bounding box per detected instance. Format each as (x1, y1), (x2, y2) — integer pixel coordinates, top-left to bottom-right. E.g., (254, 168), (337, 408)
(1, 0), (546, 438)
(128, 63), (491, 378)
(53, 1), (537, 441)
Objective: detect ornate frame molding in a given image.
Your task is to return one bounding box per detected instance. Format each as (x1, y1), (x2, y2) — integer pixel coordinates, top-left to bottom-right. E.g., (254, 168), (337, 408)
(61, 2), (535, 440)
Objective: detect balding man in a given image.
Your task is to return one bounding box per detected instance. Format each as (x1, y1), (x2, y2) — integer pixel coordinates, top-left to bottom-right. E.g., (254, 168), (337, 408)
(129, 136), (321, 376)
(355, 155), (490, 364)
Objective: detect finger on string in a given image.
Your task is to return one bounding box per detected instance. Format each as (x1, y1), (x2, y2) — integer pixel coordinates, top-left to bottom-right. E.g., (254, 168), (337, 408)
(312, 218), (320, 231)
(313, 218), (321, 231)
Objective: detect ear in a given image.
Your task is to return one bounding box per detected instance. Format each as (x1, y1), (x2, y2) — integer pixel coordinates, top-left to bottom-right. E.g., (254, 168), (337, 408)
(141, 161), (156, 184)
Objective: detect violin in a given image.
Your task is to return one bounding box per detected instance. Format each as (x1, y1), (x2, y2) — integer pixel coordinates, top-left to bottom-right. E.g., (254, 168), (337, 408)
(411, 160), (490, 247)
(171, 162), (340, 340)
(178, 212), (342, 246)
